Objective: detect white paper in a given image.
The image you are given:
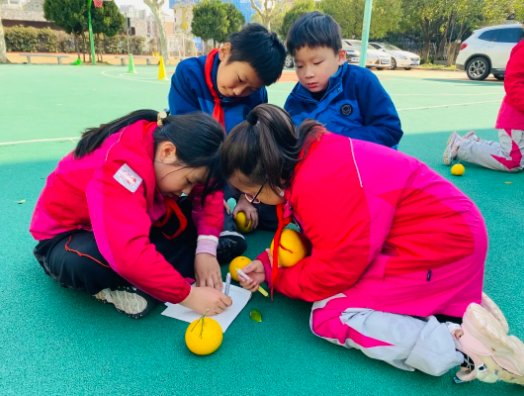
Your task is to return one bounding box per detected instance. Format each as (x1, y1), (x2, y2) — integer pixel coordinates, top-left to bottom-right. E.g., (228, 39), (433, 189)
(161, 285), (252, 332)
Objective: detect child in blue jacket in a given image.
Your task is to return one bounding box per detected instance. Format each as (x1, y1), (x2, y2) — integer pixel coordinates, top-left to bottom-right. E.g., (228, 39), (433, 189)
(284, 12), (403, 148)
(168, 24), (286, 260)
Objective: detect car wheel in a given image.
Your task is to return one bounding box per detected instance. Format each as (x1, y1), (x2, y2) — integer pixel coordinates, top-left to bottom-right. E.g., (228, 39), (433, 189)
(465, 56), (490, 80)
(494, 74), (504, 81)
(284, 55), (294, 68)
(390, 58), (397, 70)
(404, 67), (411, 70)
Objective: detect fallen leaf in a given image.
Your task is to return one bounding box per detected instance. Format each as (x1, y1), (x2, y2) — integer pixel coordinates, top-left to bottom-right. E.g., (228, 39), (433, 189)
(16, 199), (26, 204)
(504, 181), (512, 185)
(249, 309), (263, 323)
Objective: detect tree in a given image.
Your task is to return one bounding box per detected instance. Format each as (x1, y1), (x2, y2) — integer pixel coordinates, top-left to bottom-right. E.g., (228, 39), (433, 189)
(279, 0), (315, 39)
(92, 1), (125, 61)
(192, 0), (229, 48)
(44, 0), (88, 57)
(144, 0), (169, 65)
(0, 4), (7, 63)
(215, 3), (245, 43)
(320, 0), (402, 39)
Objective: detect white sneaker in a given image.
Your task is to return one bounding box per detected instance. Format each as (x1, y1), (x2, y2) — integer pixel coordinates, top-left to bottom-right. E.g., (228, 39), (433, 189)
(94, 286), (157, 319)
(443, 132), (462, 165)
(454, 303), (524, 386)
(481, 292), (509, 333)
(463, 131), (480, 142)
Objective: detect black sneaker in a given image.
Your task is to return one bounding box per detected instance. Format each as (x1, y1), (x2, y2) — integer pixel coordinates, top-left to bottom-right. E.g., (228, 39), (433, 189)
(217, 231), (247, 264)
(94, 286), (158, 319)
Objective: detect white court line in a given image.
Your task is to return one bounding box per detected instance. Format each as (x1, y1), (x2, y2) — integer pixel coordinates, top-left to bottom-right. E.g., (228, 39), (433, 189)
(100, 70), (170, 84)
(398, 99), (500, 111)
(0, 137), (79, 147)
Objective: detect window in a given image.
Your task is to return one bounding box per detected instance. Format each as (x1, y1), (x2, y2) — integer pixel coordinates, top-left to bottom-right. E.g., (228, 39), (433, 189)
(496, 28), (523, 43)
(478, 30), (498, 42)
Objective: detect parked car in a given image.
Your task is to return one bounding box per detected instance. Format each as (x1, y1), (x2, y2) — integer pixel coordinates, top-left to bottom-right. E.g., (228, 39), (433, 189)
(343, 39), (391, 69)
(369, 42), (420, 70)
(455, 23), (523, 80)
(284, 54), (295, 68)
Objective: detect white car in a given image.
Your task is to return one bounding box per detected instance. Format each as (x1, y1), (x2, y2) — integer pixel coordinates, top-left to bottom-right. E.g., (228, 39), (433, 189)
(455, 23), (523, 80)
(370, 42), (420, 70)
(343, 39), (391, 69)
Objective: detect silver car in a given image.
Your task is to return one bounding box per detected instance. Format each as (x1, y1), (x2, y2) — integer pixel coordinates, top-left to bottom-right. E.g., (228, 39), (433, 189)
(344, 39), (391, 69)
(455, 23), (523, 80)
(370, 42), (420, 70)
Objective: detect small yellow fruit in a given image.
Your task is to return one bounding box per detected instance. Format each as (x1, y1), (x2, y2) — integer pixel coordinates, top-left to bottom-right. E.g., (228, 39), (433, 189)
(185, 317), (223, 356)
(229, 256), (251, 281)
(234, 211), (253, 233)
(451, 163), (465, 176)
(269, 229), (308, 267)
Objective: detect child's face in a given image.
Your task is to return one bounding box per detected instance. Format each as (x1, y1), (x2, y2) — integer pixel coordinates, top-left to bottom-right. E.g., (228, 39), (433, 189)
(154, 142), (208, 198)
(217, 44), (264, 98)
(293, 45), (346, 93)
(228, 171), (284, 206)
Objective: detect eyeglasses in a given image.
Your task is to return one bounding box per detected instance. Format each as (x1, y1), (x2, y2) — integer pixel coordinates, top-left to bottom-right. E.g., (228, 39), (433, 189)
(244, 182), (265, 204)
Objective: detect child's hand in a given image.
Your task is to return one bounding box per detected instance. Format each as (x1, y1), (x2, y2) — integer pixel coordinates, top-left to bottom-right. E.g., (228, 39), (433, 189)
(238, 260), (266, 292)
(180, 286), (232, 316)
(233, 194), (259, 230)
(195, 253), (222, 290)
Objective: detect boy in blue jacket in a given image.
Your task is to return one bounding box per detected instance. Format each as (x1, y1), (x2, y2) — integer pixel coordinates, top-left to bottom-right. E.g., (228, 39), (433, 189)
(168, 24), (286, 262)
(284, 12), (403, 148)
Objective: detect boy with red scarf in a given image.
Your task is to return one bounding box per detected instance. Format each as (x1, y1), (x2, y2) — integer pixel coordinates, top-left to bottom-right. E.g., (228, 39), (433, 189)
(168, 24), (286, 262)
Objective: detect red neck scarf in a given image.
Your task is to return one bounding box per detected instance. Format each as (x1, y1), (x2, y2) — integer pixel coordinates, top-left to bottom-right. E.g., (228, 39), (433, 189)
(204, 49), (225, 127)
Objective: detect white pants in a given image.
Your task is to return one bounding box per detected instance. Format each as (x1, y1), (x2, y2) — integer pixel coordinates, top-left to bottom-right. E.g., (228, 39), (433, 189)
(310, 294), (464, 376)
(457, 129), (524, 172)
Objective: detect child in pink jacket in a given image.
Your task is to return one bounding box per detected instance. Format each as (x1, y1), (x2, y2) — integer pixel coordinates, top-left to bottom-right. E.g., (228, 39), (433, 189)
(443, 39), (524, 171)
(30, 110), (232, 318)
(221, 104), (524, 386)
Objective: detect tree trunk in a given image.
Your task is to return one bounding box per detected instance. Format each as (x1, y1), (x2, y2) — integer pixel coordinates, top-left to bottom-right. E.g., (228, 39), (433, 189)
(145, 0), (169, 66)
(0, 7), (8, 64)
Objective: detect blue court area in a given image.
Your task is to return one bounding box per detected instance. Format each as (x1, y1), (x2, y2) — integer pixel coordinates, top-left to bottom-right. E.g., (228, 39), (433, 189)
(0, 65), (522, 395)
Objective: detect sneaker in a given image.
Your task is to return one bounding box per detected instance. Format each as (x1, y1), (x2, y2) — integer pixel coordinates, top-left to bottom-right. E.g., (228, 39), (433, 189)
(454, 303), (524, 386)
(217, 231), (247, 265)
(481, 292), (509, 333)
(94, 286), (158, 319)
(443, 132), (462, 165)
(463, 131), (480, 142)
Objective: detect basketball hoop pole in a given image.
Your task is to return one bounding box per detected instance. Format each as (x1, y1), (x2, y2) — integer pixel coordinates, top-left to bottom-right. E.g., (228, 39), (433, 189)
(87, 0), (96, 65)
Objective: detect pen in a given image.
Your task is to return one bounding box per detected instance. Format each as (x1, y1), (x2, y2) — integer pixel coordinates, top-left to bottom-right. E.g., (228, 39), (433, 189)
(236, 269), (269, 297)
(224, 272), (231, 296)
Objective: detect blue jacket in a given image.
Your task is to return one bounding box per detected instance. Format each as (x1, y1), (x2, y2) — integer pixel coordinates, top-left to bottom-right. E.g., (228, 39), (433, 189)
(284, 63), (403, 147)
(168, 54), (268, 133)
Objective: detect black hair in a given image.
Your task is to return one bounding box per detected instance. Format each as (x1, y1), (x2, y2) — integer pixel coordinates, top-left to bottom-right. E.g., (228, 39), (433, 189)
(286, 11), (342, 56)
(74, 110), (225, 195)
(221, 104), (322, 192)
(227, 23), (286, 86)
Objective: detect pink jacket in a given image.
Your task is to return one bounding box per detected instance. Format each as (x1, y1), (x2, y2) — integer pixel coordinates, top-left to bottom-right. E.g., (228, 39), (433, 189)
(30, 120), (223, 303)
(496, 40), (524, 130)
(261, 132), (486, 317)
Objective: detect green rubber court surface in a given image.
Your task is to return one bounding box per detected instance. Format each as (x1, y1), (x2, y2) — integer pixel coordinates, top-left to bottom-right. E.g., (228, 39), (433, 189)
(0, 65), (522, 395)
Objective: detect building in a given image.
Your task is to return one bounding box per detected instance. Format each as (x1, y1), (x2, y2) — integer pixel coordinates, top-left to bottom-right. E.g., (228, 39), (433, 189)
(1, 0), (53, 29)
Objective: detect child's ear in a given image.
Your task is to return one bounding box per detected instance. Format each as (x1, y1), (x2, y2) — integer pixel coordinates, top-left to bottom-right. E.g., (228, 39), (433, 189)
(157, 141), (178, 164)
(337, 49), (346, 65)
(218, 42), (232, 62)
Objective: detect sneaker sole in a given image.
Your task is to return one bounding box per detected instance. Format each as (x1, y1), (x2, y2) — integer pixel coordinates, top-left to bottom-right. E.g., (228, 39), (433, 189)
(443, 132), (458, 165)
(481, 292), (509, 333)
(463, 304), (524, 377)
(95, 289), (150, 319)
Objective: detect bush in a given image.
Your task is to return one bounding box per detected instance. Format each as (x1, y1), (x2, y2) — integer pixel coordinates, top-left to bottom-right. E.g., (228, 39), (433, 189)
(36, 28), (58, 52)
(5, 26), (38, 52)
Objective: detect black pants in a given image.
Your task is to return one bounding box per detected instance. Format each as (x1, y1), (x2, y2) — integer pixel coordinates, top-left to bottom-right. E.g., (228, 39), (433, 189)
(33, 198), (197, 296)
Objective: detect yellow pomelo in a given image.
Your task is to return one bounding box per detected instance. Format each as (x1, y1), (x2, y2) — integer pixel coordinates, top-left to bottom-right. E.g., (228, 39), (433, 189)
(229, 256), (251, 281)
(185, 317), (223, 356)
(234, 211), (253, 233)
(270, 229), (308, 267)
(451, 163), (465, 176)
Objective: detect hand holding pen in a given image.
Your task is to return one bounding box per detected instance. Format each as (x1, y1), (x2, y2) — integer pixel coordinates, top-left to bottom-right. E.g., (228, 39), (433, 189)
(236, 260), (268, 297)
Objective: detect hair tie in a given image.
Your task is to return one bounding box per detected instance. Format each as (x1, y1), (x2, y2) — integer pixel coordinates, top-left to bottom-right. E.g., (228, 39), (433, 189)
(246, 112), (258, 126)
(157, 111), (168, 127)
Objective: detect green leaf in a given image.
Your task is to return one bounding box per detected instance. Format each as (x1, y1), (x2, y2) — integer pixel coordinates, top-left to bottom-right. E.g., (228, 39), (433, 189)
(15, 199), (26, 204)
(249, 309), (263, 323)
